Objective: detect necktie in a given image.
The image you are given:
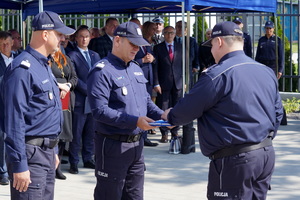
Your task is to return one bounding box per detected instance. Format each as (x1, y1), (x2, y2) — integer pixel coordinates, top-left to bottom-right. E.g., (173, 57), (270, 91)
(168, 44), (173, 61)
(84, 51), (92, 68)
(179, 37), (182, 44)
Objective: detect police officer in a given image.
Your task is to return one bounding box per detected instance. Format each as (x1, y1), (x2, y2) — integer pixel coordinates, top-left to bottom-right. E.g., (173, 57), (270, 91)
(0, 11), (75, 200)
(152, 16), (165, 44)
(162, 21), (283, 199)
(233, 17), (252, 58)
(87, 22), (163, 200)
(256, 20), (284, 79)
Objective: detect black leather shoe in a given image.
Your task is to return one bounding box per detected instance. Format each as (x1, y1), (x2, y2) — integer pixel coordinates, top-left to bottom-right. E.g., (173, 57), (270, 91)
(0, 177), (9, 185)
(56, 169), (67, 180)
(83, 160), (95, 169)
(144, 138), (158, 147)
(69, 164), (78, 174)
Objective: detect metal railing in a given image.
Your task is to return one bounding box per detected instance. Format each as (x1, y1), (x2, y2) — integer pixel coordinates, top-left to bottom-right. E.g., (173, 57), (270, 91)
(0, 3), (299, 92)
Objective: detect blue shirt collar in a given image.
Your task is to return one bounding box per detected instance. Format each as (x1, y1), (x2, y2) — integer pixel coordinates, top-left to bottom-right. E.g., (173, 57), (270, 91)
(107, 52), (130, 68)
(25, 45), (49, 65)
(218, 50), (244, 64)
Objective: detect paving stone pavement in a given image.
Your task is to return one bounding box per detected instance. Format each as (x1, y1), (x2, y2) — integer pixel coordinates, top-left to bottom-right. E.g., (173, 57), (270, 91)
(0, 119), (299, 200)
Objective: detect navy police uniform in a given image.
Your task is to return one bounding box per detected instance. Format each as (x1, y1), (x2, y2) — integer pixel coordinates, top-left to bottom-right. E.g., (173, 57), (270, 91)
(167, 50), (283, 198)
(255, 34), (284, 74)
(0, 11), (75, 200)
(87, 52), (163, 199)
(243, 32), (252, 58)
(1, 45), (62, 199)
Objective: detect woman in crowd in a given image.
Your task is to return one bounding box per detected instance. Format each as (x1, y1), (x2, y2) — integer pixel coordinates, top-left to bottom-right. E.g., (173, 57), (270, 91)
(50, 48), (78, 179)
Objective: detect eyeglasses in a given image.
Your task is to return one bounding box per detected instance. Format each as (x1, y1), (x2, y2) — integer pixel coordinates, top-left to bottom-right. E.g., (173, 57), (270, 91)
(164, 32), (175, 35)
(12, 37), (21, 40)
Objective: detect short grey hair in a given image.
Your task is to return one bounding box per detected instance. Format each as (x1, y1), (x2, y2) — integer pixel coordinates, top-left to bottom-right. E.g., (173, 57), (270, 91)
(221, 35), (244, 47)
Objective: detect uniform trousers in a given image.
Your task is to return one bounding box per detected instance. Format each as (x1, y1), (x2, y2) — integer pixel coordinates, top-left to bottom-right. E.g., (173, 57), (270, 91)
(69, 108), (94, 164)
(0, 129), (8, 179)
(94, 133), (145, 200)
(8, 144), (56, 200)
(207, 146), (275, 200)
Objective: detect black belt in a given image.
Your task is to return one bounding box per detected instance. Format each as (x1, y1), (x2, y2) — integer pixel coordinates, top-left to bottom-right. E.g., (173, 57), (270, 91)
(209, 137), (272, 160)
(25, 137), (59, 149)
(97, 132), (142, 143)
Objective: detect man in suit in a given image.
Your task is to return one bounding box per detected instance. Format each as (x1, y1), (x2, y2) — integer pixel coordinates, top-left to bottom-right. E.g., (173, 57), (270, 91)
(89, 18), (119, 58)
(67, 25), (101, 174)
(7, 29), (23, 56)
(153, 26), (183, 143)
(174, 20), (199, 87)
(64, 25), (77, 54)
(174, 20), (197, 154)
(0, 31), (14, 185)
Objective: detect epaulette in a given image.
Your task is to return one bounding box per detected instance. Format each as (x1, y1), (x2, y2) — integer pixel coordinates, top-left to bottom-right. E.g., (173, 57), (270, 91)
(96, 61), (105, 69)
(202, 64), (217, 73)
(20, 60), (31, 69)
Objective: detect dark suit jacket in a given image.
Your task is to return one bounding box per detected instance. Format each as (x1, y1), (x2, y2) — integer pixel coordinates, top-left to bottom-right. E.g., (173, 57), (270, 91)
(174, 36), (199, 71)
(67, 48), (100, 108)
(65, 41), (77, 55)
(135, 46), (154, 95)
(153, 41), (183, 90)
(0, 55), (6, 77)
(88, 34), (112, 59)
(0, 53), (17, 77)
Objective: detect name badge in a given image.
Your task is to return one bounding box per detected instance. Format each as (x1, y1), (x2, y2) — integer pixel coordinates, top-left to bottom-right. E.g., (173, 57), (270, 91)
(122, 86), (128, 96)
(49, 91), (53, 100)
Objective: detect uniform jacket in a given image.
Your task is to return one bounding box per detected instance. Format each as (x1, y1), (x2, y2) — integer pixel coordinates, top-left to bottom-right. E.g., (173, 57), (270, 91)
(168, 50), (283, 156)
(243, 32), (252, 58)
(67, 47), (100, 108)
(87, 53), (163, 136)
(255, 34), (284, 72)
(153, 41), (183, 90)
(1, 46), (62, 172)
(89, 34), (112, 59)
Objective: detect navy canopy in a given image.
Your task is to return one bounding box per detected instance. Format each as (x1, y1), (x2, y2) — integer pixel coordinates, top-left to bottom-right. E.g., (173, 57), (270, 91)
(0, 0), (277, 18)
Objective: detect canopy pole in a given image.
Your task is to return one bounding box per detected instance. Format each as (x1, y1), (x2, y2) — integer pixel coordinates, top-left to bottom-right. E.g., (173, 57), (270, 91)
(185, 11), (190, 93)
(181, 1), (186, 97)
(39, 0), (43, 12)
(274, 13), (278, 76)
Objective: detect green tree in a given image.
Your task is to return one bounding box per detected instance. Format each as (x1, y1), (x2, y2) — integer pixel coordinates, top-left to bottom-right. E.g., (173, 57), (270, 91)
(193, 15), (207, 43)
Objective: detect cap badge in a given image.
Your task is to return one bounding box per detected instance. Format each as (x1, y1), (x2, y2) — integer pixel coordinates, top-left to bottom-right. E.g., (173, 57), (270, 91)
(234, 29), (243, 34)
(136, 28), (142, 36)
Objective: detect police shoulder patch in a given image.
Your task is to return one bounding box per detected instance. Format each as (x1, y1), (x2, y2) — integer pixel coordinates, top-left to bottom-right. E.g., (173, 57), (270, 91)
(20, 60), (31, 68)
